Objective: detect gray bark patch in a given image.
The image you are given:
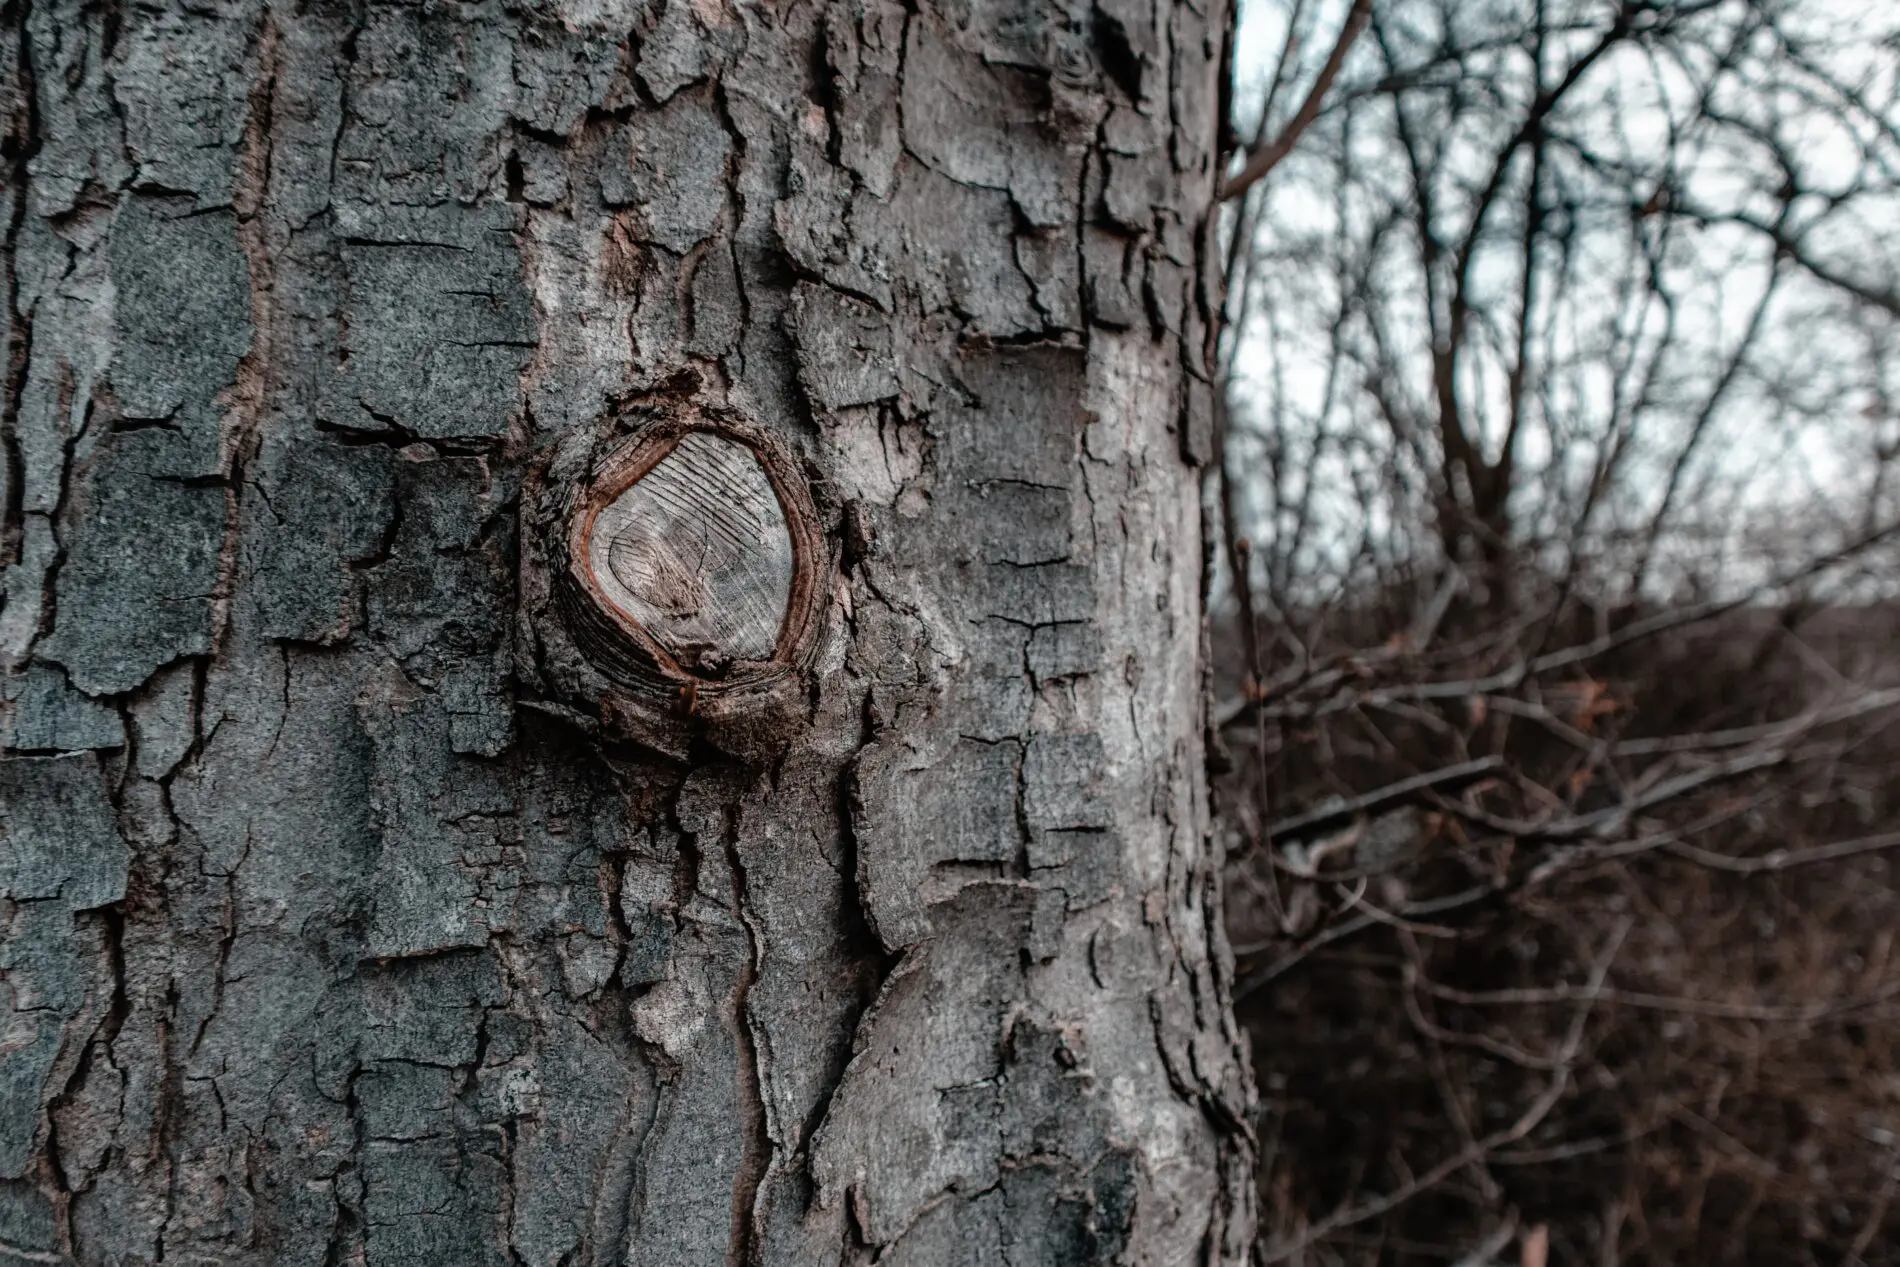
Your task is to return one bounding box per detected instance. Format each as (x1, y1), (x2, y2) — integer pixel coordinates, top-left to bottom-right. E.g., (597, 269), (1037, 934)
(324, 204), (535, 441)
(107, 195), (252, 471)
(40, 430), (226, 695)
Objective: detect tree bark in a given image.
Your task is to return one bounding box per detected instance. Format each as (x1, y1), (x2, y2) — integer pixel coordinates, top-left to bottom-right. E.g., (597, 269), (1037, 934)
(0, 0), (1253, 1263)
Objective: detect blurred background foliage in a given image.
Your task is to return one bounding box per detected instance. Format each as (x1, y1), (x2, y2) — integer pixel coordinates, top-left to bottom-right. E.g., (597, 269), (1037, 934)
(1214, 2), (1900, 1262)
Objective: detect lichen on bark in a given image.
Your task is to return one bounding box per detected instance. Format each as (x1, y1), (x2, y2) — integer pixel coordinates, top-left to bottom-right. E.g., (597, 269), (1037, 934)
(0, 0), (1254, 1263)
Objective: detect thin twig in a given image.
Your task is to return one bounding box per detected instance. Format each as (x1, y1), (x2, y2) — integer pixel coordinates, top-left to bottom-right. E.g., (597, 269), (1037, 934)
(1610, 687), (1900, 756)
(1262, 755), (1506, 844)
(1221, 0), (1374, 200)
(1417, 976), (1900, 1022)
(1664, 828), (1900, 874)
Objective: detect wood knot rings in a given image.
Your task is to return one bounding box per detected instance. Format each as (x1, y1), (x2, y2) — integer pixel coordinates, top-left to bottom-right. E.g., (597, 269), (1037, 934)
(522, 407), (832, 760)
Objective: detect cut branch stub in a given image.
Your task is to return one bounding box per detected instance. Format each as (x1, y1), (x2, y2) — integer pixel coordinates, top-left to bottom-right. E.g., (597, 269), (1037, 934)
(578, 430), (795, 673)
(535, 412), (831, 759)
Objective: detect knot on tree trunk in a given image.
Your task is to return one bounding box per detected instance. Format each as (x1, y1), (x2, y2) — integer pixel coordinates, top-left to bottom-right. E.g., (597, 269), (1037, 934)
(522, 402), (835, 761)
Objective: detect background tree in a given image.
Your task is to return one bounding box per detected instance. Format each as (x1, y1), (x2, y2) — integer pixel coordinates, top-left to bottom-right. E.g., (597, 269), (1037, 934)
(1216, 0), (1900, 1262)
(0, 1), (1254, 1263)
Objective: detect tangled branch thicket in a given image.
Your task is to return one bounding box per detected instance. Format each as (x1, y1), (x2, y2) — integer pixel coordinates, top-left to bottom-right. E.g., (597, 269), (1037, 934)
(1216, 1), (1900, 1262)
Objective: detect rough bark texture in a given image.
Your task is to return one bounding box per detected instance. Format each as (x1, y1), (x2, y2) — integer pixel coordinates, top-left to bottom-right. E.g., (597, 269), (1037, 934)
(0, 0), (1253, 1263)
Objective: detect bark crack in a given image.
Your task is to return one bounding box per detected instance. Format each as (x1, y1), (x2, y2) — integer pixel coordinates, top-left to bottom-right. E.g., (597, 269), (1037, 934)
(0, 0), (36, 576)
(723, 828), (770, 1267)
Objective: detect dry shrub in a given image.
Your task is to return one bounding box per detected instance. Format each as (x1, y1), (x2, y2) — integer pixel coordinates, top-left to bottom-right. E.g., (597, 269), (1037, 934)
(1219, 599), (1900, 1265)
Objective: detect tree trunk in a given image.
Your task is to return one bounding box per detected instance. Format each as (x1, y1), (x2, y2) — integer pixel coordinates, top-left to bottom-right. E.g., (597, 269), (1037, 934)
(0, 0), (1253, 1262)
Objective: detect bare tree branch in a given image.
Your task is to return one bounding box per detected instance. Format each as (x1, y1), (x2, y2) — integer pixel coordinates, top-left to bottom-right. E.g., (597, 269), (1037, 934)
(1220, 0), (1374, 200)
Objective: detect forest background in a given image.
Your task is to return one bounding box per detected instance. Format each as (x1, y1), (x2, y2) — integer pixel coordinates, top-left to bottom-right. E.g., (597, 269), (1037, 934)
(1215, 1), (1900, 1262)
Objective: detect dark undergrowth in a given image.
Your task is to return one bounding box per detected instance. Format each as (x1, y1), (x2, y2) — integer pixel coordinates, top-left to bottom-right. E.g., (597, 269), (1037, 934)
(1218, 597), (1900, 1266)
